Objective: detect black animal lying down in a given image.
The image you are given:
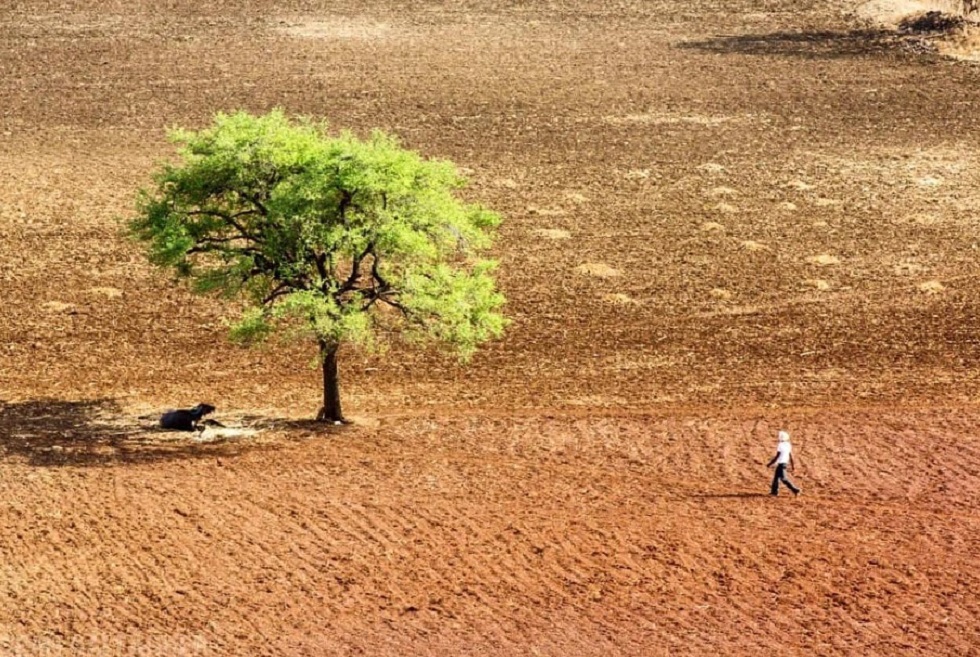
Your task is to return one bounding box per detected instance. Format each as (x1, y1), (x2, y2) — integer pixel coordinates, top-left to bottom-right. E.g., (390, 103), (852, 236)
(160, 403), (217, 431)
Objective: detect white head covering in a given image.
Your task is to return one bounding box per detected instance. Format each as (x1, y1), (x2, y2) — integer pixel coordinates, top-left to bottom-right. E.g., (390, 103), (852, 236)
(778, 430), (790, 443)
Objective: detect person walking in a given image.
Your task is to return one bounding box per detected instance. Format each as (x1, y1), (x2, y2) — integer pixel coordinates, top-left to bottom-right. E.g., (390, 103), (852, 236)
(767, 430), (800, 496)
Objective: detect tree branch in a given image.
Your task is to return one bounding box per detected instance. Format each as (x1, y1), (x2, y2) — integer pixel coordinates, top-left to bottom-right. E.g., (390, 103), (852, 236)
(226, 215), (259, 243)
(190, 243), (265, 257)
(337, 242), (374, 296)
(314, 252), (329, 284)
(187, 235), (246, 250)
(262, 282), (294, 305)
(355, 284), (411, 319)
(370, 250), (391, 291)
(338, 190), (355, 226)
(183, 208), (262, 243)
(239, 191), (270, 217)
(185, 208), (258, 222)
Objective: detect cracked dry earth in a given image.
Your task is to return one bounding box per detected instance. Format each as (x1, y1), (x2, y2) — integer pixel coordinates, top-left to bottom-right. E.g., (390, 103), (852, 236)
(1, 0), (979, 655)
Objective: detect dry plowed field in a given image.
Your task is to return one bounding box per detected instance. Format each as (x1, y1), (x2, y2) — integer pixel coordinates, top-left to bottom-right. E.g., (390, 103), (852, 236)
(2, 0), (980, 655)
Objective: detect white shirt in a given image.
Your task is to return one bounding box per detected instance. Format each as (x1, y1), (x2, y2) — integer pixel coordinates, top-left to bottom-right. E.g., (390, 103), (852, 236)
(776, 441), (792, 465)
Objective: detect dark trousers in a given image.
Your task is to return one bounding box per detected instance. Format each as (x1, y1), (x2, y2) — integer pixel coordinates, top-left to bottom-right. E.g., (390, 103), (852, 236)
(771, 464), (800, 496)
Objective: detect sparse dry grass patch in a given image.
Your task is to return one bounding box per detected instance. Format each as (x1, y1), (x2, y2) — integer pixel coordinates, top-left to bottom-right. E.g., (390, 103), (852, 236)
(276, 17), (394, 39)
(533, 228), (571, 240)
(918, 279), (946, 294)
(87, 286), (123, 299)
(711, 202), (738, 213)
(807, 254), (842, 266)
(803, 279), (832, 291)
(40, 301), (75, 313)
(575, 263), (621, 278)
(784, 180), (814, 191)
(603, 292), (640, 305)
(603, 112), (739, 126)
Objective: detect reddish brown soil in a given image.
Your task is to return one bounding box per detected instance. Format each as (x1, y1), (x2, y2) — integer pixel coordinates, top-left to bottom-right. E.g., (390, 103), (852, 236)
(1, 0), (980, 655)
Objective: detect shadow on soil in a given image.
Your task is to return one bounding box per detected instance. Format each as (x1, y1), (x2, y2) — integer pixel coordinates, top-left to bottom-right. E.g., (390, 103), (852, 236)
(0, 398), (344, 467)
(691, 493), (770, 499)
(679, 29), (908, 60)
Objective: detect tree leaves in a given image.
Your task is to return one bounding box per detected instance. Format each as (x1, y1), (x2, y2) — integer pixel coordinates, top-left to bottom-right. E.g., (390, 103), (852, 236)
(129, 109), (507, 360)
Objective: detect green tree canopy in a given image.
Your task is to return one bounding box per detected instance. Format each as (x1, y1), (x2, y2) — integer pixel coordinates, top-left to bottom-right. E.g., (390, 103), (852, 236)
(130, 110), (507, 422)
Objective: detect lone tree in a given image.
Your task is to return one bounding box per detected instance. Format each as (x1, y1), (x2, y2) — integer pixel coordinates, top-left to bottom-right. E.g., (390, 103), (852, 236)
(130, 110), (507, 422)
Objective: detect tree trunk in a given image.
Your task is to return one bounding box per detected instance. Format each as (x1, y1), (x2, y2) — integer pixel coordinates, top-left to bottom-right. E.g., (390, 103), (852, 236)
(316, 342), (345, 423)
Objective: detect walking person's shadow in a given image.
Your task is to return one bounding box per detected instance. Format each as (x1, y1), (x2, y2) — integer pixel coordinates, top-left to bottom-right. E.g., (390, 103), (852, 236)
(689, 493), (770, 499)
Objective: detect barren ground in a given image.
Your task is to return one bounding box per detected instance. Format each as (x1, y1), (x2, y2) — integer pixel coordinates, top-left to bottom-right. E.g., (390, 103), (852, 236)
(1, 0), (979, 655)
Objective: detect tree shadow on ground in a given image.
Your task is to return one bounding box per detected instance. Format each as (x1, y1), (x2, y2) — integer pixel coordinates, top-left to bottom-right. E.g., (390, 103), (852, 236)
(0, 398), (339, 467)
(678, 29), (912, 60)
